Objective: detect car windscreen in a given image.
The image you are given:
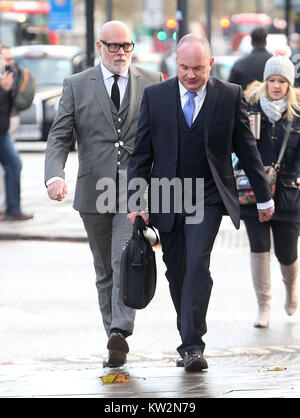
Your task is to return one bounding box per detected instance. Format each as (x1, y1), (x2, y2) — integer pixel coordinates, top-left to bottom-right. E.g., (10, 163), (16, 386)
(14, 56), (73, 86)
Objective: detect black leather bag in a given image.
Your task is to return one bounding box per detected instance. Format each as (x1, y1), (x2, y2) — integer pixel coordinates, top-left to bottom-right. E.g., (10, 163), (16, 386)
(120, 216), (159, 309)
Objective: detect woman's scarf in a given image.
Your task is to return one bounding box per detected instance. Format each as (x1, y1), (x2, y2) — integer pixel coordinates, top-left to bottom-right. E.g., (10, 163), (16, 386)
(260, 94), (288, 123)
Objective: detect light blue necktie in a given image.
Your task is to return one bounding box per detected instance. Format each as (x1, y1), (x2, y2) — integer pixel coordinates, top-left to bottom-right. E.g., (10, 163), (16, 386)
(183, 91), (196, 127)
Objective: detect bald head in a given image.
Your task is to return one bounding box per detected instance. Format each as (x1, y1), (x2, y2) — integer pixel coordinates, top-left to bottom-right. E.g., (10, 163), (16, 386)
(176, 34), (214, 92)
(99, 20), (132, 41)
(96, 20), (133, 74)
(177, 34), (212, 57)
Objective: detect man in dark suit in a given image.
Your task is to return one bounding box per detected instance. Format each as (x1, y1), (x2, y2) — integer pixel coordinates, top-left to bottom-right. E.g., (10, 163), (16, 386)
(229, 28), (272, 90)
(127, 34), (274, 372)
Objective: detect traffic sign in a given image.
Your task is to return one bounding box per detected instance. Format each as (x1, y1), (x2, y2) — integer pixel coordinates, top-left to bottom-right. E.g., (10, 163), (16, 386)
(49, 0), (73, 31)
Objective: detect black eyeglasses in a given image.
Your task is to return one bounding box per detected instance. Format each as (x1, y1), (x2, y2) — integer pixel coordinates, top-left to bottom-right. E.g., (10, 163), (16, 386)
(100, 40), (135, 53)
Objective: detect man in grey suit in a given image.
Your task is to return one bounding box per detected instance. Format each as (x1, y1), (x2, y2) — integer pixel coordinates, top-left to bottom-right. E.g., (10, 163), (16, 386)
(44, 20), (164, 367)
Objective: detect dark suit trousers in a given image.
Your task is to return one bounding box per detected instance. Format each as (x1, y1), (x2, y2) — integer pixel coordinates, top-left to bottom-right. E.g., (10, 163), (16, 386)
(159, 204), (224, 357)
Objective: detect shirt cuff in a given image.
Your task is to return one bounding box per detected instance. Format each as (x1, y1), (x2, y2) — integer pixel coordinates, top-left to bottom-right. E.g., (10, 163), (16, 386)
(257, 199), (274, 210)
(46, 177), (64, 187)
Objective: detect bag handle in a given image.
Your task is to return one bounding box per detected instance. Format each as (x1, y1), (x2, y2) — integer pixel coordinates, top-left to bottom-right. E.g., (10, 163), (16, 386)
(133, 215), (160, 246)
(274, 120), (293, 171)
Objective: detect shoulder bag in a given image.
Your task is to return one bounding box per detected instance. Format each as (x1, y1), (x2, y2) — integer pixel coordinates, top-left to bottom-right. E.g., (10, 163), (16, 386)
(234, 120), (293, 205)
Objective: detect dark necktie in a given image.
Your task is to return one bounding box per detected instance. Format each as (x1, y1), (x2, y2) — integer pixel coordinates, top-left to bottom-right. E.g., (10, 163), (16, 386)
(111, 74), (120, 110)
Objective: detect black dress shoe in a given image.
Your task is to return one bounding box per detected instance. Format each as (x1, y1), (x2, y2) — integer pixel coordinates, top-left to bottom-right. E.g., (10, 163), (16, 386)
(103, 350), (127, 368)
(176, 357), (184, 367)
(5, 212), (33, 221)
(183, 350), (208, 372)
(107, 332), (129, 354)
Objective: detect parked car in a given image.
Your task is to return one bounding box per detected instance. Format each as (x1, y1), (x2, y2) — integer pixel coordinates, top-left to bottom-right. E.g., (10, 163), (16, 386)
(211, 55), (238, 81)
(11, 45), (87, 142)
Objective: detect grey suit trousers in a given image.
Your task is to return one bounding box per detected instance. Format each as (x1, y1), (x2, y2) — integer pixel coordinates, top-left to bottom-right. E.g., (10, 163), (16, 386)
(80, 211), (135, 337)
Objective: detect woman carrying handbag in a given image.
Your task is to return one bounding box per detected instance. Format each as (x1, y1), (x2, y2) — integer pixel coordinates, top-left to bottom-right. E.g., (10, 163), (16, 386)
(242, 55), (300, 328)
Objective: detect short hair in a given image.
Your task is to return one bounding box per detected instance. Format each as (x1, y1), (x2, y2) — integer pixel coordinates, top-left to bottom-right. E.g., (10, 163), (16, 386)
(176, 34), (212, 57)
(251, 28), (268, 46)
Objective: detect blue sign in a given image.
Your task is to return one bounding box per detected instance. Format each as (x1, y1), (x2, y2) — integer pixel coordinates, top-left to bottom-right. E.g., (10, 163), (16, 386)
(49, 0), (73, 31)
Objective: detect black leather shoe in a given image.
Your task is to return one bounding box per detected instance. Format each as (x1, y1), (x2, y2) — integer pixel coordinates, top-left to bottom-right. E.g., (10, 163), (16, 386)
(183, 350), (208, 372)
(176, 357), (184, 367)
(103, 350), (127, 368)
(107, 332), (129, 354)
(5, 212), (33, 221)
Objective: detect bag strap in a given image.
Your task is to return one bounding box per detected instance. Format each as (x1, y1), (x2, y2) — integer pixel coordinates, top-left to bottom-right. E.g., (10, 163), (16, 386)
(274, 120), (293, 171)
(145, 224), (160, 246)
(133, 215), (159, 246)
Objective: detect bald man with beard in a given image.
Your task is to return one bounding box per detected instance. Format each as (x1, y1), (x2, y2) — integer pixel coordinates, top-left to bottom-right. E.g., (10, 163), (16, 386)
(45, 21), (164, 367)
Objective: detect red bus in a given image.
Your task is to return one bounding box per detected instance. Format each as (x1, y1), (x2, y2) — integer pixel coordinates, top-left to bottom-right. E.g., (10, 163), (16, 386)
(0, 1), (58, 45)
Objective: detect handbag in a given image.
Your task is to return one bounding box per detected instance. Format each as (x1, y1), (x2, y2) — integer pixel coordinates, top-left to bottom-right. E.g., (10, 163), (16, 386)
(14, 66), (35, 111)
(234, 120), (293, 205)
(235, 165), (277, 205)
(120, 215), (159, 309)
(278, 171), (298, 189)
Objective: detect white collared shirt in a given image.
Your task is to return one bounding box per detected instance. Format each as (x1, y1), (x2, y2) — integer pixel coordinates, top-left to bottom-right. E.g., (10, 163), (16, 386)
(178, 80), (207, 123)
(100, 62), (129, 106)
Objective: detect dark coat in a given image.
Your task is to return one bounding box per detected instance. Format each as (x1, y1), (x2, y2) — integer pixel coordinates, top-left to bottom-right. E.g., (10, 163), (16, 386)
(229, 46), (272, 90)
(128, 76), (272, 233)
(240, 101), (300, 222)
(0, 64), (18, 135)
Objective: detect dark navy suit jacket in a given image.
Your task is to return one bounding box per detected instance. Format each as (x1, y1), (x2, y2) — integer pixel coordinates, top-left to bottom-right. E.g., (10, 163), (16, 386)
(128, 76), (272, 233)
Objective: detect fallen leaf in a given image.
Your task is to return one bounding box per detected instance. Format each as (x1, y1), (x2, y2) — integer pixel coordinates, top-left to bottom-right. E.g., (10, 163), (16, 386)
(259, 366), (287, 372)
(100, 372), (129, 384)
(114, 373), (130, 383)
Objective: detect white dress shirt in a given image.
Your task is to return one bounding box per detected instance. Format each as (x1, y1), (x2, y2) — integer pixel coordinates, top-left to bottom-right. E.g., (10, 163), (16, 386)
(100, 62), (129, 106)
(178, 80), (207, 123)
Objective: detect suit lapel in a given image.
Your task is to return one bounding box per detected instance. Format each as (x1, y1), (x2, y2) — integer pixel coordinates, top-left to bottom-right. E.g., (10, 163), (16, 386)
(121, 65), (142, 139)
(204, 77), (219, 142)
(164, 77), (180, 163)
(89, 65), (116, 133)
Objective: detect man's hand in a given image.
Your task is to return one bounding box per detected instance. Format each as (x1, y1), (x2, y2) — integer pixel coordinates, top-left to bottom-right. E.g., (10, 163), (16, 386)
(0, 71), (14, 92)
(127, 211), (149, 225)
(258, 205), (275, 222)
(47, 180), (68, 201)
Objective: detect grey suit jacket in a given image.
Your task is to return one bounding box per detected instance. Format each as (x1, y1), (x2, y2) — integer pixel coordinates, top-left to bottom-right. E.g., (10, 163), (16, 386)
(45, 64), (163, 213)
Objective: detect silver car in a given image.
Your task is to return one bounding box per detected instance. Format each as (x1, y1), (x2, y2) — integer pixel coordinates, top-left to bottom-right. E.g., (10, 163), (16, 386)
(12, 45), (86, 142)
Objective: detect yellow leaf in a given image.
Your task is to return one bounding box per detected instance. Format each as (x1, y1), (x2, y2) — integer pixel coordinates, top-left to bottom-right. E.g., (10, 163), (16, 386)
(114, 373), (130, 383)
(259, 366), (287, 372)
(100, 372), (129, 384)
(100, 373), (118, 384)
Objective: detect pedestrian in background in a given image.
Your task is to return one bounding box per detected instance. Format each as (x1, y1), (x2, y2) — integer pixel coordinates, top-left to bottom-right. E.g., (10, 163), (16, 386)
(127, 34), (274, 372)
(0, 45), (33, 222)
(45, 21), (164, 368)
(289, 33), (300, 87)
(0, 45), (21, 218)
(242, 55), (300, 328)
(229, 28), (272, 91)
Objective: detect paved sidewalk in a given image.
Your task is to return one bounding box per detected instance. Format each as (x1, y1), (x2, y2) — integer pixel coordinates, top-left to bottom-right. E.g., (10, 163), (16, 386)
(1, 356), (300, 398)
(1, 147), (300, 399)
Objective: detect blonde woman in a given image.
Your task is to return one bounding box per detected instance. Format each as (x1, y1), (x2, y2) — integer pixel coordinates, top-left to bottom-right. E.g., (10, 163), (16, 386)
(242, 55), (300, 328)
